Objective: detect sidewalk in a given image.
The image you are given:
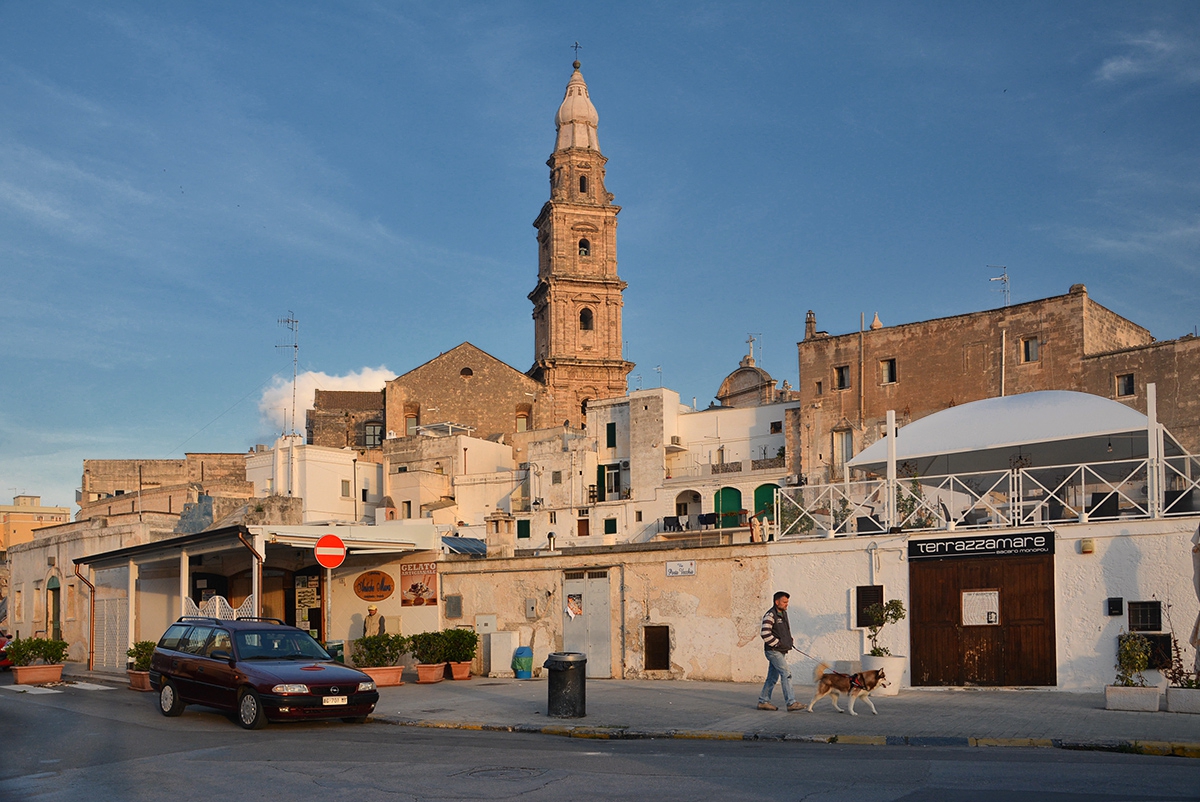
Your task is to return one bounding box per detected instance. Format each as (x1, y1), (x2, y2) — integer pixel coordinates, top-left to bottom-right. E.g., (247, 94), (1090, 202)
(369, 675), (1200, 757)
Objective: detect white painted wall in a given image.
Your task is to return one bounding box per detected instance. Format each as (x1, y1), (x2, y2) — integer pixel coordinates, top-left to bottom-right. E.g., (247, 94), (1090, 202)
(246, 437), (383, 523)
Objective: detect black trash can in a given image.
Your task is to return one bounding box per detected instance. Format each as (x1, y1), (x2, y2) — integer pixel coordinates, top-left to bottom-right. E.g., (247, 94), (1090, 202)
(544, 651), (587, 718)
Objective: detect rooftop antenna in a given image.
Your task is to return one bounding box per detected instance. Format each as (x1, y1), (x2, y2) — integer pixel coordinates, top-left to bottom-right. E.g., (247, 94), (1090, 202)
(988, 266), (1010, 307)
(276, 312), (299, 436)
(655, 365), (662, 388)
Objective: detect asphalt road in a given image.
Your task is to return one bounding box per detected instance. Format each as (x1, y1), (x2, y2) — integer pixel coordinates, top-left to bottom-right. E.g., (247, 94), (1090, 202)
(3, 681), (1199, 802)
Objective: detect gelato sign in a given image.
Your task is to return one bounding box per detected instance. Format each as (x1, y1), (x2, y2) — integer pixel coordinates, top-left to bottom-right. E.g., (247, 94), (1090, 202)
(908, 532), (1054, 561)
(353, 571), (395, 602)
(400, 562), (438, 607)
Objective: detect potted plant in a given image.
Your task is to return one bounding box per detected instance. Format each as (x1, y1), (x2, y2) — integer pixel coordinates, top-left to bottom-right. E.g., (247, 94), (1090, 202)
(442, 627), (480, 680)
(1105, 631), (1161, 711)
(1163, 604), (1200, 714)
(9, 636), (69, 685)
(352, 634), (409, 687)
(410, 630), (447, 684)
(861, 599), (907, 697)
(126, 641), (156, 691)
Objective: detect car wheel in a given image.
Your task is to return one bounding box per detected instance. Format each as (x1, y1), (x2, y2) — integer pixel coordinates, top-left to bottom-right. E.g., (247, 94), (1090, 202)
(237, 688), (266, 730)
(159, 679), (185, 717)
(341, 716), (369, 724)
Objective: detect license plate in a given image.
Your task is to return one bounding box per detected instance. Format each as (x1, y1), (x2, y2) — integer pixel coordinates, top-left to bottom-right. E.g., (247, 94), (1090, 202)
(323, 695), (348, 706)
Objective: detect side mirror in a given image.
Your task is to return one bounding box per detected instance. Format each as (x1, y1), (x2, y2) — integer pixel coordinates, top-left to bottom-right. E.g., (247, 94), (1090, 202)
(210, 649), (233, 663)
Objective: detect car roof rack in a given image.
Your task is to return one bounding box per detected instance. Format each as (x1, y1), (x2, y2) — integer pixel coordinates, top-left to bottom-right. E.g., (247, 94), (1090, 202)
(175, 616), (221, 624)
(235, 616), (286, 625)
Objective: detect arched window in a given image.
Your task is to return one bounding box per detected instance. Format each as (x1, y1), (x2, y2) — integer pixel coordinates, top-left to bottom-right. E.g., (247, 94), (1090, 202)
(578, 238), (590, 256)
(579, 175), (588, 194)
(363, 422), (384, 448)
(460, 367), (473, 378)
(579, 308), (594, 330)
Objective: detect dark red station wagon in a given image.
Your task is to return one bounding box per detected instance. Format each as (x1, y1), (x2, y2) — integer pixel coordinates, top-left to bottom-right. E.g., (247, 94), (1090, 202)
(150, 616), (380, 729)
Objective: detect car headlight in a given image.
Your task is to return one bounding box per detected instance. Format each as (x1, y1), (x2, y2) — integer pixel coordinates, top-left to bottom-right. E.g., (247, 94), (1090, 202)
(271, 684), (309, 694)
(357, 681), (376, 692)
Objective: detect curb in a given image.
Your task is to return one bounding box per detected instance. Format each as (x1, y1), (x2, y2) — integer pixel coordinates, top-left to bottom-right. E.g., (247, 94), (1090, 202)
(377, 717), (1200, 757)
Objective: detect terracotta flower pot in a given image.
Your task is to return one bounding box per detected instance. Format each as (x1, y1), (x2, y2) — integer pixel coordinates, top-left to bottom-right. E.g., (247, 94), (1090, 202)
(415, 662), (446, 684)
(359, 665), (405, 687)
(448, 661), (472, 680)
(127, 669), (153, 692)
(13, 664), (64, 685)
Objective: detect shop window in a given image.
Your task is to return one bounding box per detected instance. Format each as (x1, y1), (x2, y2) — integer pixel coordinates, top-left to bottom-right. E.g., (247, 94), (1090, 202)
(644, 625), (670, 670)
(1116, 373), (1135, 397)
(855, 585), (884, 628)
(517, 519), (531, 539)
(604, 517), (617, 535)
(880, 358), (897, 384)
(364, 422), (383, 448)
(835, 365), (851, 390)
(1022, 337), (1040, 363)
(1128, 600), (1162, 632)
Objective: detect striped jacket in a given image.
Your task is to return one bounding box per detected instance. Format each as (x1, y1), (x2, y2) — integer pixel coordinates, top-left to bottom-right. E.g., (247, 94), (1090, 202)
(760, 605), (793, 653)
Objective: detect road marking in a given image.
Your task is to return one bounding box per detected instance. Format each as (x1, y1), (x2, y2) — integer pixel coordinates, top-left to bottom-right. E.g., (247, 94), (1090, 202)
(64, 682), (115, 691)
(0, 685), (61, 694)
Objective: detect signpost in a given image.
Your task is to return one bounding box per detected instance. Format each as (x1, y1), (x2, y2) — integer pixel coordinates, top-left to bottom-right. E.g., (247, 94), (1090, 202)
(315, 534), (347, 569)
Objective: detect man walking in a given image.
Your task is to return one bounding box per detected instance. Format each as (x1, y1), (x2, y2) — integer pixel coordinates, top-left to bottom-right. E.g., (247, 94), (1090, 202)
(758, 590), (802, 711)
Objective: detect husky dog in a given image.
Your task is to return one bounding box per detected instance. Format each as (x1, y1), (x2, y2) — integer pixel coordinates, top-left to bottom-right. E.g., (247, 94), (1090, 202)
(806, 662), (886, 716)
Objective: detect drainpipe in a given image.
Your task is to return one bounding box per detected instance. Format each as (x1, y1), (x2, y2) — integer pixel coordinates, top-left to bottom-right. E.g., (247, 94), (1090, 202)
(73, 563), (96, 671)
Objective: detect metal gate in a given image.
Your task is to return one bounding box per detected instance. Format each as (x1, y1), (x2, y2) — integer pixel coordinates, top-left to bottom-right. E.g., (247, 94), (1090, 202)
(563, 569), (612, 678)
(94, 597), (129, 672)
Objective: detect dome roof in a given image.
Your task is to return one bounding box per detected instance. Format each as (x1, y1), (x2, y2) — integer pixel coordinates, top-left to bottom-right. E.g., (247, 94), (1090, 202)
(555, 62), (600, 152)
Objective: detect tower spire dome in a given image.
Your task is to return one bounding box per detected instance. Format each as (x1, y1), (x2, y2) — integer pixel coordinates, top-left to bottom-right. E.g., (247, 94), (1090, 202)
(555, 62), (600, 152)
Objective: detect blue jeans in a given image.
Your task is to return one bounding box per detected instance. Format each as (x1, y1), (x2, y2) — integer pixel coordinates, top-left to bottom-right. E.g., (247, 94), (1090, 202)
(759, 648), (794, 706)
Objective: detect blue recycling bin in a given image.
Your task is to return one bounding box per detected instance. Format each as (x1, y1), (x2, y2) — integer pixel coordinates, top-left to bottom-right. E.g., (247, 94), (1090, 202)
(512, 646), (533, 679)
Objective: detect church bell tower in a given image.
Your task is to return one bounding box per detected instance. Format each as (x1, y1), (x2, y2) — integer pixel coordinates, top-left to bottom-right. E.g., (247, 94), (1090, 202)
(528, 60), (633, 428)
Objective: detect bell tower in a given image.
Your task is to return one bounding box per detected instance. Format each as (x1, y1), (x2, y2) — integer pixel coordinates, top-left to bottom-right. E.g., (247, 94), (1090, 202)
(528, 60), (632, 427)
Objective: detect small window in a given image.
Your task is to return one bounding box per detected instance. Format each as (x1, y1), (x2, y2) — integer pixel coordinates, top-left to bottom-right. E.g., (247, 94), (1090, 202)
(880, 358), (897, 384)
(604, 517), (617, 535)
(580, 308), (594, 330)
(1128, 600), (1162, 632)
(517, 519), (531, 539)
(644, 625), (670, 670)
(606, 421), (617, 448)
(405, 415), (418, 436)
(834, 365), (851, 390)
(578, 509), (589, 518)
(549, 511), (557, 524)
(770, 421), (782, 434)
(1022, 337), (1040, 363)
(578, 238), (591, 256)
(402, 500), (412, 518)
(341, 480), (352, 498)
(460, 367), (473, 378)
(579, 175), (588, 194)
(516, 413), (528, 432)
(552, 470), (563, 485)
(361, 488), (368, 503)
(815, 381), (823, 396)
(364, 422), (384, 448)
(1116, 373), (1135, 397)
(855, 585), (884, 628)
(635, 510), (642, 522)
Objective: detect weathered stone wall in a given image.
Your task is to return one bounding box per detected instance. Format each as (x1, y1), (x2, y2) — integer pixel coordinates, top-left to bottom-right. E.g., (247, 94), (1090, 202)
(306, 390), (385, 449)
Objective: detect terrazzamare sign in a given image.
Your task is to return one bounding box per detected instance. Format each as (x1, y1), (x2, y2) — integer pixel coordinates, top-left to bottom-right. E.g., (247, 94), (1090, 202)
(908, 532), (1054, 561)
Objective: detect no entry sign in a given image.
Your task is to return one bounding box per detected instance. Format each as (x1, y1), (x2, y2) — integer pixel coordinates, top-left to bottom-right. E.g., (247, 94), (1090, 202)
(314, 533), (347, 569)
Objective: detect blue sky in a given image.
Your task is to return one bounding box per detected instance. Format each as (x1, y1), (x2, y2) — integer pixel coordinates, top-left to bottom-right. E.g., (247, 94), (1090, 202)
(3, 2), (1198, 510)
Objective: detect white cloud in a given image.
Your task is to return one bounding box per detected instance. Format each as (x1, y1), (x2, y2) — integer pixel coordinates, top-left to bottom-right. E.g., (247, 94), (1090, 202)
(1097, 30), (1200, 84)
(257, 366), (394, 433)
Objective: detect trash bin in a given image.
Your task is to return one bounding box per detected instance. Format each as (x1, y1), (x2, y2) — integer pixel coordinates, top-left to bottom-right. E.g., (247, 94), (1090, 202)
(326, 640), (345, 664)
(544, 651), (586, 718)
(512, 646), (533, 679)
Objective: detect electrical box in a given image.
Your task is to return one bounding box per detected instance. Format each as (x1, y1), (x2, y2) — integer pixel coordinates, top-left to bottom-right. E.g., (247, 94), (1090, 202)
(525, 598), (538, 620)
(1107, 597), (1124, 616)
(474, 614), (497, 634)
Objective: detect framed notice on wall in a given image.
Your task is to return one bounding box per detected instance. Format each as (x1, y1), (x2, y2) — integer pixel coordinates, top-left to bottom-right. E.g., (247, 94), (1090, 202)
(400, 562), (438, 607)
(962, 589), (1000, 626)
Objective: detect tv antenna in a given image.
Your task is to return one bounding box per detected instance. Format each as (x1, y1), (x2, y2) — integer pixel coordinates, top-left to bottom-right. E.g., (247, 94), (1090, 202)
(276, 312), (299, 436)
(988, 266), (1010, 307)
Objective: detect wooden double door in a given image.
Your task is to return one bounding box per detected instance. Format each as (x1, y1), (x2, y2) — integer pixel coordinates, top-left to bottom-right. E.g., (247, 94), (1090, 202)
(910, 554), (1056, 686)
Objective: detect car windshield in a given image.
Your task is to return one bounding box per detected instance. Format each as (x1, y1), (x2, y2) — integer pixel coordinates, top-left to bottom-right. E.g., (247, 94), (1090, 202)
(234, 629), (331, 661)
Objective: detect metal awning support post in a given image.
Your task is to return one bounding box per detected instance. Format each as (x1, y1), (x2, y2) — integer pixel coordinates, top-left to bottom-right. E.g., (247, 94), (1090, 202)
(127, 558), (138, 653)
(885, 410), (897, 529)
(1147, 383), (1161, 518)
(179, 550), (189, 618)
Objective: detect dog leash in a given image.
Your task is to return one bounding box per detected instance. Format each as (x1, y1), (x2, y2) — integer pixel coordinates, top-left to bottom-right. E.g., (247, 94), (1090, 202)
(792, 645), (866, 689)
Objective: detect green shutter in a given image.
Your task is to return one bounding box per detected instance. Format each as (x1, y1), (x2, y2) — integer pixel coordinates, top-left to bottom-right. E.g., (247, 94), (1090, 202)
(517, 519), (530, 539)
(606, 421), (617, 448)
(604, 518), (617, 535)
(597, 463), (606, 497)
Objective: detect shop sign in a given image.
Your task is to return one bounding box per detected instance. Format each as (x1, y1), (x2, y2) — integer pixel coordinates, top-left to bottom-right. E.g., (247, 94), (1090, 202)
(908, 532), (1054, 561)
(400, 562), (438, 607)
(353, 570), (395, 602)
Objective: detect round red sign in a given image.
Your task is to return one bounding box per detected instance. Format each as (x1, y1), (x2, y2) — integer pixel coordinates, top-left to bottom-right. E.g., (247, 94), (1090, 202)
(314, 533), (347, 569)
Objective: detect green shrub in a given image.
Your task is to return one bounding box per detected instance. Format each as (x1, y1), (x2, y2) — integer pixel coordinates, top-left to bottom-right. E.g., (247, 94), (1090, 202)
(352, 634), (410, 668)
(409, 631), (447, 664)
(126, 641), (156, 671)
(1115, 632), (1151, 687)
(7, 637), (69, 666)
(863, 600), (907, 657)
(442, 628), (479, 663)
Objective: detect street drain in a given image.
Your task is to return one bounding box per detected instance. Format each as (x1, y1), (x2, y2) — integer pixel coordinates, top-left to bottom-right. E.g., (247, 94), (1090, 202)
(465, 767), (545, 780)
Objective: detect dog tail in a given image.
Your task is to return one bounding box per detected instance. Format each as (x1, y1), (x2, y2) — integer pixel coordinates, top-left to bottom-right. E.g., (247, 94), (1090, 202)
(813, 661), (831, 682)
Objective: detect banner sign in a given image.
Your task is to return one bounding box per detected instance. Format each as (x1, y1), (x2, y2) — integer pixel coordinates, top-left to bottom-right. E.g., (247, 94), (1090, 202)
(353, 570), (395, 602)
(400, 562), (437, 607)
(908, 531), (1054, 561)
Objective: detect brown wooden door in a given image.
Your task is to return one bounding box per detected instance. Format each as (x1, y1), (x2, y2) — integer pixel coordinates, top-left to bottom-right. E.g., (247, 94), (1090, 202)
(910, 554), (1055, 686)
